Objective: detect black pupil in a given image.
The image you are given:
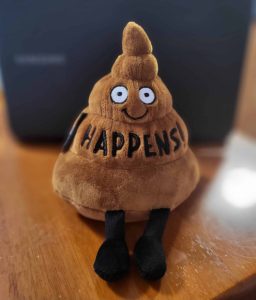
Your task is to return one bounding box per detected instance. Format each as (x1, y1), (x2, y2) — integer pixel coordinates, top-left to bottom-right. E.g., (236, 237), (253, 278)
(117, 91), (122, 96)
(144, 92), (149, 97)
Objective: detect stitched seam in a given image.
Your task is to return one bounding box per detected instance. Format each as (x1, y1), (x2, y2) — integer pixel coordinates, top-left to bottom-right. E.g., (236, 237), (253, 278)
(66, 147), (189, 170)
(59, 192), (151, 213)
(85, 108), (174, 125)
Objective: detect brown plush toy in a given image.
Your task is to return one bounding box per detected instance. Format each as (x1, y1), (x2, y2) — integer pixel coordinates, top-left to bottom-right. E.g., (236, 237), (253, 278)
(53, 22), (200, 282)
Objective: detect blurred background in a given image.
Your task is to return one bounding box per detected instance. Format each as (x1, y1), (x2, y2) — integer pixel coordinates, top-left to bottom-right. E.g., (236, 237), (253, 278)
(0, 0), (253, 142)
(1, 1), (256, 299)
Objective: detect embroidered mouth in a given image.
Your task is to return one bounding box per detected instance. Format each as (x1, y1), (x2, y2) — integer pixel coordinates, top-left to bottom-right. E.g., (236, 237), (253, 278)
(122, 108), (148, 120)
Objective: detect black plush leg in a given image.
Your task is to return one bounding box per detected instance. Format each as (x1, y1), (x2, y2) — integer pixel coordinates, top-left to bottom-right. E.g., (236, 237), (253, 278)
(134, 208), (170, 280)
(93, 210), (129, 282)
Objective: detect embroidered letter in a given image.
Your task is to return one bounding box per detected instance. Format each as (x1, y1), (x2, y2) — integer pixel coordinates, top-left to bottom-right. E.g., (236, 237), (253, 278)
(155, 131), (170, 156)
(81, 124), (95, 148)
(144, 134), (157, 157)
(170, 128), (180, 152)
(93, 130), (108, 156)
(112, 131), (125, 157)
(128, 132), (140, 158)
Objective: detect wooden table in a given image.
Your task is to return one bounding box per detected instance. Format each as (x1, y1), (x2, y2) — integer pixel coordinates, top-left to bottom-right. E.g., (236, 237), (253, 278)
(0, 91), (256, 300)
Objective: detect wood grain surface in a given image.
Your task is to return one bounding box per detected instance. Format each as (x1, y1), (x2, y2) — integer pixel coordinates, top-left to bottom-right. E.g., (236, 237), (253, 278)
(0, 85), (256, 300)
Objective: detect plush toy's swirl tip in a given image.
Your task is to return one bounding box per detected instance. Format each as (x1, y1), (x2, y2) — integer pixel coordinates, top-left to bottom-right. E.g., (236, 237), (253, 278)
(111, 22), (158, 81)
(122, 22), (152, 56)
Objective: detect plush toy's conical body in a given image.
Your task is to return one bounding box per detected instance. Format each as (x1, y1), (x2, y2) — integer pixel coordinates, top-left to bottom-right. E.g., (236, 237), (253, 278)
(53, 22), (200, 281)
(53, 24), (199, 222)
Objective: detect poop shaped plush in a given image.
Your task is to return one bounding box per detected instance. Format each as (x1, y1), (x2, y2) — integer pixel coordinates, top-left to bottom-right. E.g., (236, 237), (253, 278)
(53, 22), (200, 281)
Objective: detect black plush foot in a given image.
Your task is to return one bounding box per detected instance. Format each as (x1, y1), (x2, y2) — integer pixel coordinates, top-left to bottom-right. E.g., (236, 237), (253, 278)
(94, 239), (130, 282)
(134, 208), (170, 280)
(134, 236), (166, 280)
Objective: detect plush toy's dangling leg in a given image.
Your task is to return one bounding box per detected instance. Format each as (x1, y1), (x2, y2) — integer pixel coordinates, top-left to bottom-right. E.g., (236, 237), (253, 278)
(134, 208), (170, 280)
(94, 210), (129, 282)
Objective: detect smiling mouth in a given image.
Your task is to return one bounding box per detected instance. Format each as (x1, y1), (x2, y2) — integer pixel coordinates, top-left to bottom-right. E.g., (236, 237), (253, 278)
(122, 108), (148, 120)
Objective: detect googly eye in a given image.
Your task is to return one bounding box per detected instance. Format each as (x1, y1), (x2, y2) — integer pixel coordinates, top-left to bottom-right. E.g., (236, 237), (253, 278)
(139, 87), (155, 104)
(111, 86), (128, 104)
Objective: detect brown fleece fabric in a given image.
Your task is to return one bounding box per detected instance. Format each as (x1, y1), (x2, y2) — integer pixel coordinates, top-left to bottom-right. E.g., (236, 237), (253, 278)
(52, 22), (200, 222)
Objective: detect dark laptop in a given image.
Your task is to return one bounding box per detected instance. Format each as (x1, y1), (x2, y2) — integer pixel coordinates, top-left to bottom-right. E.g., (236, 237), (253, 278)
(0, 0), (251, 142)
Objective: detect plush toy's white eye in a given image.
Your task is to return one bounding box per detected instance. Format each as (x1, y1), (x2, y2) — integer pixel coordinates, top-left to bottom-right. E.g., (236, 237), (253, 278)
(139, 87), (155, 104)
(111, 86), (128, 104)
